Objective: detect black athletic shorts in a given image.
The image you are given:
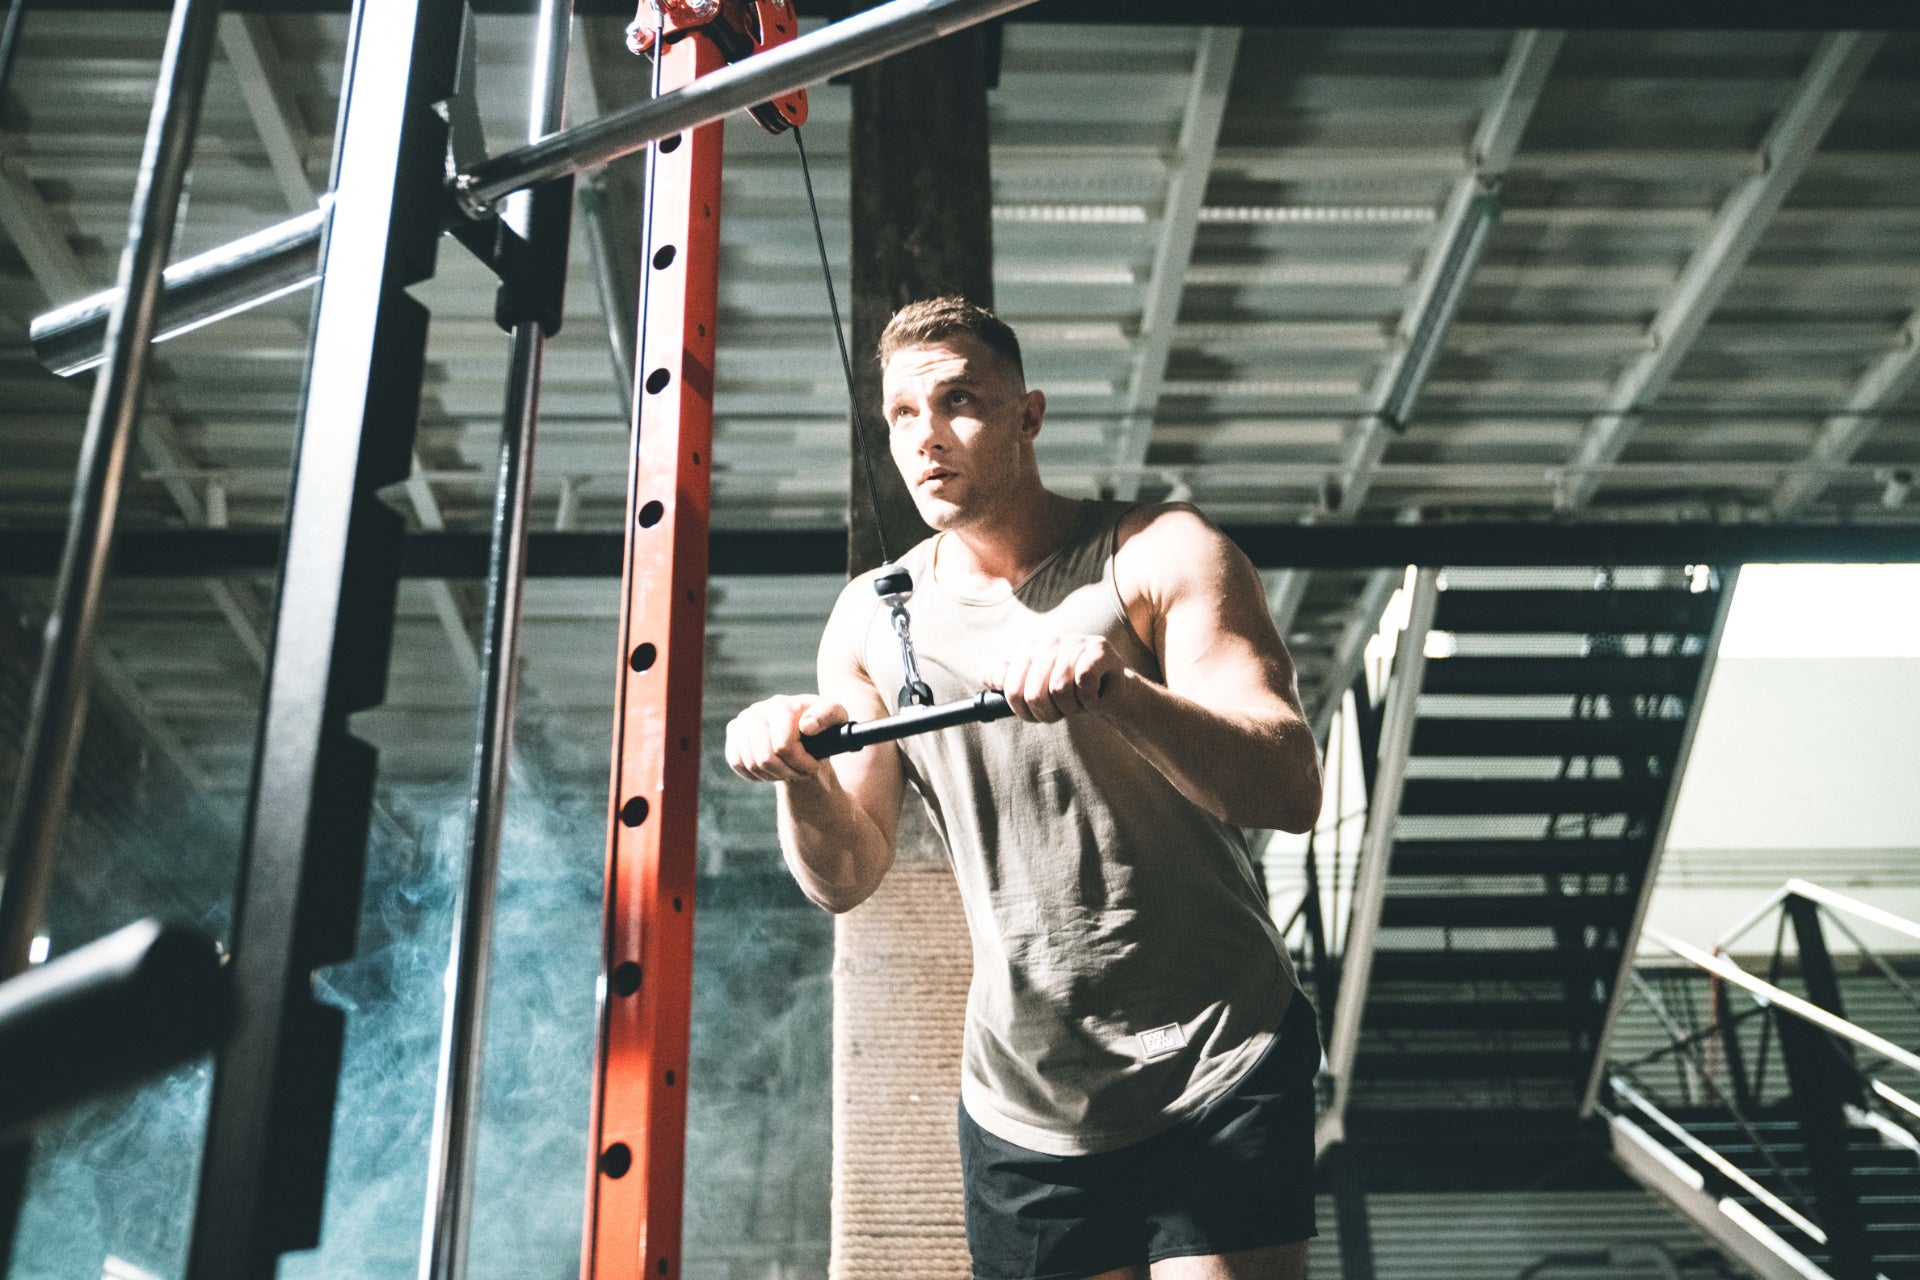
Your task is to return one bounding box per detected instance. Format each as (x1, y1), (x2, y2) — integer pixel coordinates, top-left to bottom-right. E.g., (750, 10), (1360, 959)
(958, 994), (1322, 1280)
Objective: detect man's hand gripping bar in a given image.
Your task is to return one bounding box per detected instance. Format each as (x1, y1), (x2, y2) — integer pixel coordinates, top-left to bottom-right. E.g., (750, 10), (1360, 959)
(800, 690), (1013, 758)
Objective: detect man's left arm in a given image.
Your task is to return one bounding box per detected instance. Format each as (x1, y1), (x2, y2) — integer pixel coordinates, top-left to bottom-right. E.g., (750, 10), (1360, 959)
(991, 505), (1324, 832)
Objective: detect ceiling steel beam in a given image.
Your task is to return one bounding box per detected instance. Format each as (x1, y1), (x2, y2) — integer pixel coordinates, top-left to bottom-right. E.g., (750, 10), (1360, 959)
(1335, 28), (1562, 519)
(217, 10), (480, 687)
(1308, 567), (1400, 739)
(569, 26), (638, 425)
(217, 14), (316, 212)
(0, 151), (270, 774)
(401, 471), (485, 688)
(1771, 312), (1920, 516)
(1264, 568), (1310, 642)
(0, 164), (91, 301)
(1562, 32), (1883, 509)
(1108, 27), (1239, 501)
(8, 521), (1918, 579)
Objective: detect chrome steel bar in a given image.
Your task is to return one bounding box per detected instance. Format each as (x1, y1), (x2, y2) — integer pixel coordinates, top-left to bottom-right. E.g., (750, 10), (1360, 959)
(454, 0), (1040, 214)
(0, 0), (224, 982)
(419, 2), (572, 1276)
(30, 208), (324, 377)
(0, 0), (223, 1250)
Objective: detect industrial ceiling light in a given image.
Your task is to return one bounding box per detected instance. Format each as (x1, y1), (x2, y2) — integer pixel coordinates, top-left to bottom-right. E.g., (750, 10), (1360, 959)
(1377, 188), (1500, 433)
(1197, 205), (1436, 225)
(993, 204), (1149, 223)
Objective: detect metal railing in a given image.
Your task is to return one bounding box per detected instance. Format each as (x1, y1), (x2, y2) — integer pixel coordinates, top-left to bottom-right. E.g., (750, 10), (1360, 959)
(1601, 883), (1920, 1280)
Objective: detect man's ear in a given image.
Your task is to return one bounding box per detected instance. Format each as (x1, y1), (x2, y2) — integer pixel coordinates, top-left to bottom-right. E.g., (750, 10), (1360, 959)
(1020, 389), (1047, 441)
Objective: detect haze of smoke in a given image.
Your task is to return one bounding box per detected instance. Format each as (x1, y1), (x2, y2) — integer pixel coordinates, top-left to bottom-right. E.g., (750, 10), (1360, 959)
(13, 757), (833, 1280)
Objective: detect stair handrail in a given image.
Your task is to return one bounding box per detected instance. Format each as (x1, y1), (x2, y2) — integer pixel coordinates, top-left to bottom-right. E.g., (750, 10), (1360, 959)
(1315, 566), (1439, 1155)
(1608, 1074), (1831, 1248)
(1643, 926), (1920, 1077)
(1714, 879), (1920, 957)
(1615, 970), (1827, 1226)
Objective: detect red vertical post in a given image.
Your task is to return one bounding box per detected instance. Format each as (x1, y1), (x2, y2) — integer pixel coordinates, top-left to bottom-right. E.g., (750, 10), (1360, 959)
(584, 31), (724, 1280)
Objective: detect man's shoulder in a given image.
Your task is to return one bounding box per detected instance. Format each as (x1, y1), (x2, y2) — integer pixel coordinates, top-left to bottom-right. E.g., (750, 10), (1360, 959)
(1113, 502), (1228, 572)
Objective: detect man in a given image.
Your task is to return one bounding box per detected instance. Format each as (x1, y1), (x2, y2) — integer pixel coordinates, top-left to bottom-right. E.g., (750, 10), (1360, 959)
(725, 297), (1324, 1280)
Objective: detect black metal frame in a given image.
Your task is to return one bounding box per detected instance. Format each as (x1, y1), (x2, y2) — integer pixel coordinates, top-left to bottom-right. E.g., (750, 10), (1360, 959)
(182, 0), (464, 1271)
(4, 522), (1920, 581)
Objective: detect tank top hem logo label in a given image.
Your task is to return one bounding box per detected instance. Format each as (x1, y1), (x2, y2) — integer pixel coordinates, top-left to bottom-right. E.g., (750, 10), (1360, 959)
(1137, 1023), (1188, 1060)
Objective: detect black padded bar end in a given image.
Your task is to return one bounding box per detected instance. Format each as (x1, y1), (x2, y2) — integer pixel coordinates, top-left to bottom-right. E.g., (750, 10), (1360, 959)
(0, 918), (229, 1140)
(801, 689), (1014, 758)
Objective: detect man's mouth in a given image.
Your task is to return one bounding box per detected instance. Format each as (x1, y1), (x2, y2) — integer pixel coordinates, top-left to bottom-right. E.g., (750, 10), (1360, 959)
(918, 467), (956, 487)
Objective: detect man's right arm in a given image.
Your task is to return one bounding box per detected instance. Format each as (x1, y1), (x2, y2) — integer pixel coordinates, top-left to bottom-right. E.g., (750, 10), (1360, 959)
(722, 580), (903, 913)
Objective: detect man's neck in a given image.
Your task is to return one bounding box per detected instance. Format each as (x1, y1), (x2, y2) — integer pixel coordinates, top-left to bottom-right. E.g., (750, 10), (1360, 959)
(936, 487), (1085, 593)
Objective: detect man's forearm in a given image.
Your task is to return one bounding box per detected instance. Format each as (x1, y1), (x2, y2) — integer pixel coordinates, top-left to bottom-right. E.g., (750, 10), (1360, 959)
(1101, 669), (1322, 832)
(776, 769), (895, 912)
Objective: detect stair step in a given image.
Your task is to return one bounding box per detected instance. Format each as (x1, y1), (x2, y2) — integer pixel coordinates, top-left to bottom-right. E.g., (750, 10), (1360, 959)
(1423, 656), (1704, 696)
(1357, 1048), (1588, 1079)
(1412, 717), (1686, 759)
(1391, 839), (1649, 877)
(1381, 894), (1635, 929)
(1372, 949), (1616, 982)
(1399, 778), (1669, 816)
(1434, 589), (1720, 635)
(1365, 1000), (1584, 1031)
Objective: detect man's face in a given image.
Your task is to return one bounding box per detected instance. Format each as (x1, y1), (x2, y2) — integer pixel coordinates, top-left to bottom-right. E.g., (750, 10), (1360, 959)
(880, 333), (1040, 530)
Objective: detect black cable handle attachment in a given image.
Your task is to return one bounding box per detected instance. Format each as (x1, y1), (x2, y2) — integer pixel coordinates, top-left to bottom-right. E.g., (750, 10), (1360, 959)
(794, 125), (936, 706)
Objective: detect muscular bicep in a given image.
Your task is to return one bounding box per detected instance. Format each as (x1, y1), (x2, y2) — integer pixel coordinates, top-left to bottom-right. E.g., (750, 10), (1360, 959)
(817, 582), (906, 848)
(1137, 510), (1306, 724)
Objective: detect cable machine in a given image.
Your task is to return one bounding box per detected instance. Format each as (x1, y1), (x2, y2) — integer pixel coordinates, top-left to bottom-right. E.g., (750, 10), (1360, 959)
(0, 0), (1032, 1277)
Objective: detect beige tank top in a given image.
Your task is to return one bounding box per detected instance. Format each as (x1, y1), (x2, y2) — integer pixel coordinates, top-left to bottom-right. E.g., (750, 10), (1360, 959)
(839, 500), (1298, 1156)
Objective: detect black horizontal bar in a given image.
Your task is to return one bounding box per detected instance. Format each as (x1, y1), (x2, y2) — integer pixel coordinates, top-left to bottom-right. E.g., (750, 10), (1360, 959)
(1, 522), (1916, 579)
(55, 0), (1920, 27)
(1370, 948), (1617, 982)
(1433, 589), (1722, 635)
(0, 918), (229, 1140)
(1363, 999), (1582, 1031)
(1411, 717), (1686, 758)
(1356, 1048), (1588, 1079)
(801, 690), (1013, 758)
(1379, 891), (1637, 928)
(1422, 655), (1703, 695)
(1389, 838), (1650, 877)
(1397, 776), (1670, 816)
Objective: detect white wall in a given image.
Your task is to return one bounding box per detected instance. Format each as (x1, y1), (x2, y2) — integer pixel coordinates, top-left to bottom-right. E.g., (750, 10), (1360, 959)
(1650, 566), (1920, 954)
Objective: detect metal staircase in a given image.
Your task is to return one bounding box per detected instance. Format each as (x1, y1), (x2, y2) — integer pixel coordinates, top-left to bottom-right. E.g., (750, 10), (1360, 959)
(1318, 564), (1736, 1156)
(1603, 883), (1920, 1280)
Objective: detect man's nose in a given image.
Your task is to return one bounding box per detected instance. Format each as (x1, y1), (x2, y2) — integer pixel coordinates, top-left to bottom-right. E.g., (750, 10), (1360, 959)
(903, 410), (943, 452)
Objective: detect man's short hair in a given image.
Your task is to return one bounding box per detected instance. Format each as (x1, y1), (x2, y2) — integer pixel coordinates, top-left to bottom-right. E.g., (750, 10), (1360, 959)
(878, 297), (1024, 383)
